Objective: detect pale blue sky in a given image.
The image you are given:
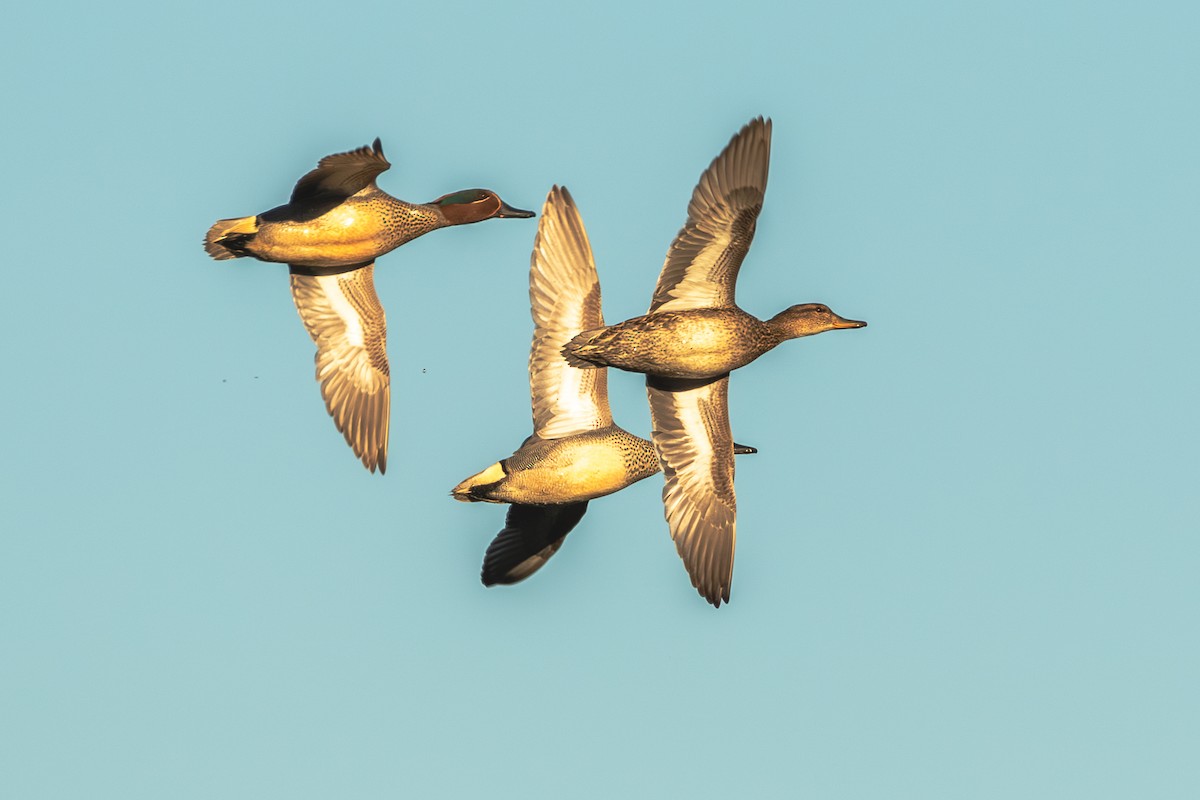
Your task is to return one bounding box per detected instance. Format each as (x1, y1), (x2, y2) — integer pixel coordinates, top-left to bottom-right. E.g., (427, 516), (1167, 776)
(2, 1), (1198, 797)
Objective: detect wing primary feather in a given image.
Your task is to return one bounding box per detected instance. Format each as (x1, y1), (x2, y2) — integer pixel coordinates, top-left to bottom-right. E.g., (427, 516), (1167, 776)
(481, 502), (590, 586)
(527, 186), (613, 439)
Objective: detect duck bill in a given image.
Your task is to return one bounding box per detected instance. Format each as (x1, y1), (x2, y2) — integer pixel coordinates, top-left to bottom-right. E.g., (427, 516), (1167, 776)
(497, 200), (535, 219)
(831, 314), (867, 329)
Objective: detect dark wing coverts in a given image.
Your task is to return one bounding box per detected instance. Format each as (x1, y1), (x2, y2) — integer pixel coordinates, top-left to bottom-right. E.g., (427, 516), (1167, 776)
(290, 138), (392, 203)
(481, 502), (590, 586)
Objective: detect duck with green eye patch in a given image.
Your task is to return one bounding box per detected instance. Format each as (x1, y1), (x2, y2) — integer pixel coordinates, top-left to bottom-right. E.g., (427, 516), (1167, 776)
(204, 137), (533, 474)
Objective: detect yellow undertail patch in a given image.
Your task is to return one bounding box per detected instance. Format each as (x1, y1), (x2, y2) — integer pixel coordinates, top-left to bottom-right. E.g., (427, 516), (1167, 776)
(450, 461), (507, 503)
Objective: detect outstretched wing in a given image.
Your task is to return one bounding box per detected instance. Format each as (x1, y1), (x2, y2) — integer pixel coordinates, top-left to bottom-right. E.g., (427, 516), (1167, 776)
(290, 138), (392, 203)
(649, 117), (772, 314)
(647, 374), (737, 607)
(289, 263), (390, 473)
(481, 502), (590, 586)
(528, 186), (612, 439)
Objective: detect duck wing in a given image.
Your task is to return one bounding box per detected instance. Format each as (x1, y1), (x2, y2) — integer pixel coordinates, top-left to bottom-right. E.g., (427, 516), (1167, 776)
(647, 374), (736, 607)
(289, 263), (390, 473)
(528, 186), (613, 439)
(290, 138), (392, 203)
(649, 117), (772, 314)
(481, 501), (590, 586)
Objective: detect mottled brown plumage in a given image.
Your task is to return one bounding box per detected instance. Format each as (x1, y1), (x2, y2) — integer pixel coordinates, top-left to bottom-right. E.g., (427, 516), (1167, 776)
(203, 137), (533, 472)
(451, 186), (754, 587)
(566, 307), (781, 379)
(564, 117), (866, 606)
(563, 119), (864, 382)
(451, 187), (658, 585)
(458, 426), (663, 507)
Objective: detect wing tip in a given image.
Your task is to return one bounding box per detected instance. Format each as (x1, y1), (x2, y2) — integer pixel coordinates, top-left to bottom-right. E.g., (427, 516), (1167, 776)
(697, 581), (732, 608)
(367, 448), (387, 475)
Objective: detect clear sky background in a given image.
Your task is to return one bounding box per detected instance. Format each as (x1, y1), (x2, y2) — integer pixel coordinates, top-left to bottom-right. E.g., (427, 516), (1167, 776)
(2, 1), (1197, 797)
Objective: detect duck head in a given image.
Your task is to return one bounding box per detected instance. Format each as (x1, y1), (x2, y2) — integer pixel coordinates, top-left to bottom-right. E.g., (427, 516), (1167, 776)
(768, 303), (867, 340)
(432, 189), (535, 225)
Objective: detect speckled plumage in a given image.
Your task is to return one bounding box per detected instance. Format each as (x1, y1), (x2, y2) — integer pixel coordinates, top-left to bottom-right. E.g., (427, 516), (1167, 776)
(562, 119), (865, 387)
(453, 187), (757, 588)
(242, 187), (448, 269)
(451, 187), (656, 585)
(463, 426), (662, 507)
(566, 307), (783, 379)
(203, 137), (533, 473)
(563, 117), (866, 607)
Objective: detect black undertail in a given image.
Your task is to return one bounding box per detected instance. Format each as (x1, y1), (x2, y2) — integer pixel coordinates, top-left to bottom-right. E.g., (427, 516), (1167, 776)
(219, 231), (256, 257)
(468, 481), (504, 501)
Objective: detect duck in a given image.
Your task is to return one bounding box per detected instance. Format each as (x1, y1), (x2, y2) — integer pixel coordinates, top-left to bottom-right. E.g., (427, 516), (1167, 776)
(204, 138), (534, 473)
(451, 186), (756, 587)
(564, 117), (866, 606)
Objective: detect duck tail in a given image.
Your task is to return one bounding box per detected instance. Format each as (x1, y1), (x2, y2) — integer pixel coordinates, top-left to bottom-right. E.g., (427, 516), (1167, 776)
(562, 329), (608, 369)
(450, 461), (508, 504)
(204, 216), (258, 260)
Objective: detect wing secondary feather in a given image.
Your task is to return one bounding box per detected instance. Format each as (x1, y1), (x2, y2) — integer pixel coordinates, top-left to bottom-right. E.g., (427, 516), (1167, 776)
(647, 374), (737, 606)
(481, 502), (590, 586)
(528, 186), (612, 439)
(289, 263), (390, 472)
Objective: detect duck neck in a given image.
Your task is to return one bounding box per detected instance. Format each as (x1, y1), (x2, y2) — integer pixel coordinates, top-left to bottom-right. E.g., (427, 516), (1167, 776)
(761, 314), (798, 345)
(382, 192), (451, 229)
(765, 311), (826, 342)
